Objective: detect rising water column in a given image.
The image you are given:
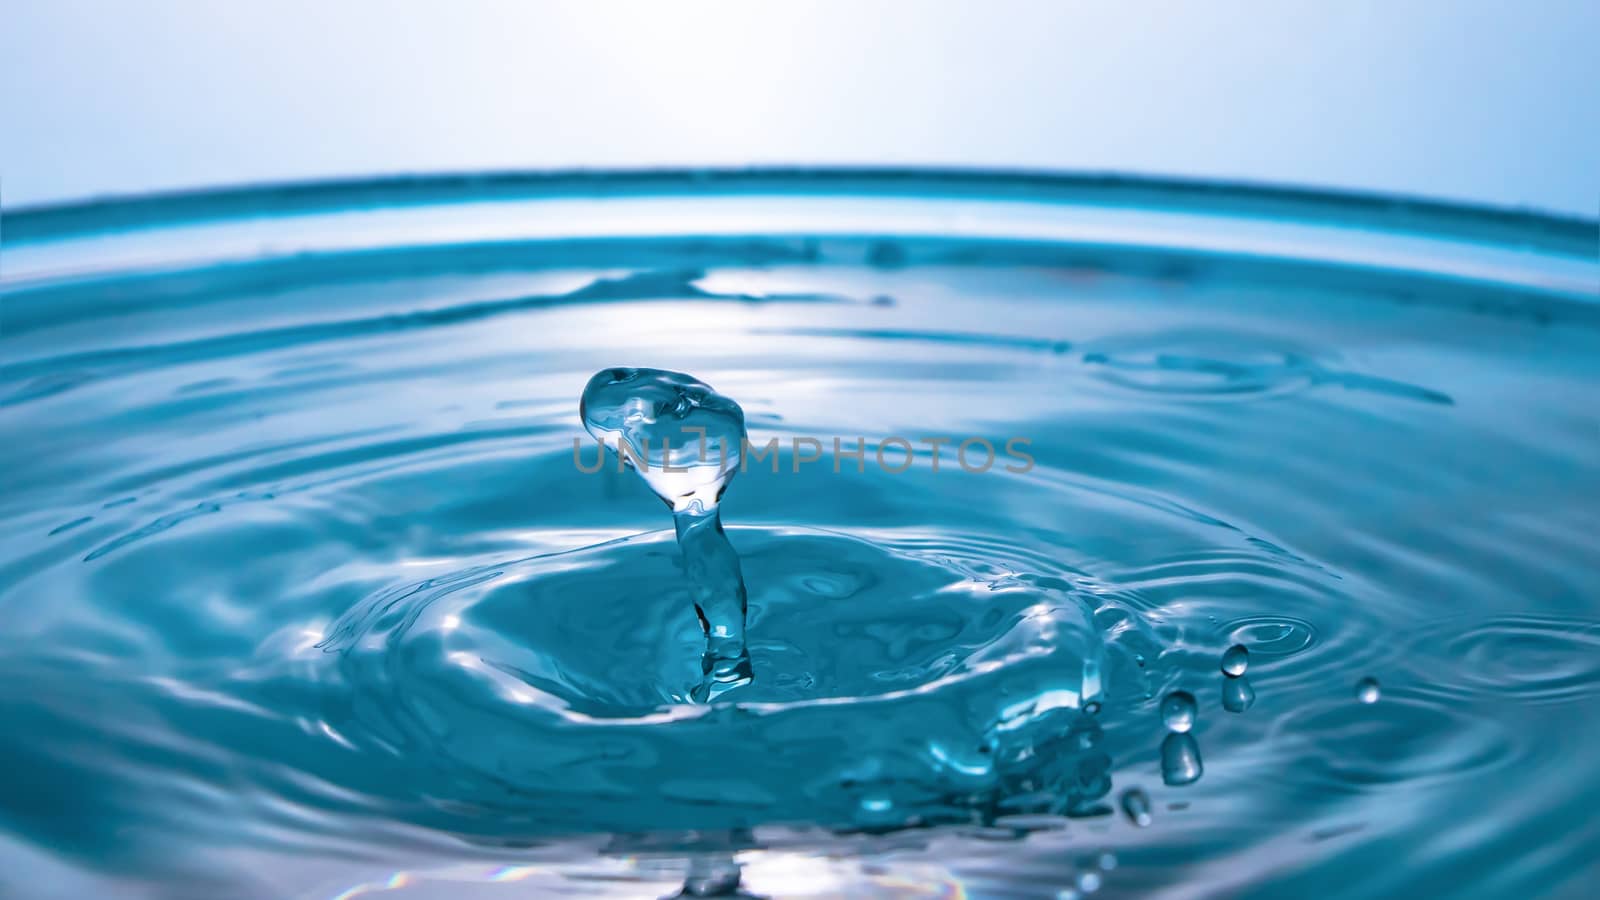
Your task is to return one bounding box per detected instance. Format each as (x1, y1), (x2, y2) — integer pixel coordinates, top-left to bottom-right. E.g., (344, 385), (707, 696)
(580, 368), (752, 701)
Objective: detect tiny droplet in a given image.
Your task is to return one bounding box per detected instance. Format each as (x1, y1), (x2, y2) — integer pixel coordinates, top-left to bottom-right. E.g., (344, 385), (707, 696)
(1356, 676), (1381, 704)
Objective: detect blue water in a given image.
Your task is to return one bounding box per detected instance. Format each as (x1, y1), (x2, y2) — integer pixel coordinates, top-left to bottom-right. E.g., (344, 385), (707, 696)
(2, 171), (1599, 898)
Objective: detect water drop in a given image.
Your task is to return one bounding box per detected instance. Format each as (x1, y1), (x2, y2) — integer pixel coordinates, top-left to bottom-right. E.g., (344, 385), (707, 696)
(1077, 870), (1102, 893)
(580, 367), (745, 515)
(1119, 787), (1152, 827)
(1160, 690), (1196, 732)
(1160, 732), (1204, 786)
(1220, 643), (1249, 676)
(1356, 676), (1381, 704)
(1096, 851), (1117, 871)
(581, 368), (752, 700)
(1222, 674), (1256, 713)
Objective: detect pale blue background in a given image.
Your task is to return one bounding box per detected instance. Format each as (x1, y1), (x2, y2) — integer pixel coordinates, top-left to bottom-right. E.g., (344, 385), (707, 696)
(2, 0), (1597, 215)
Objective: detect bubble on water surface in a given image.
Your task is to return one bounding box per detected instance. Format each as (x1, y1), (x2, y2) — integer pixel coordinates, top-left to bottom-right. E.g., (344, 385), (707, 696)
(1160, 690), (1197, 732)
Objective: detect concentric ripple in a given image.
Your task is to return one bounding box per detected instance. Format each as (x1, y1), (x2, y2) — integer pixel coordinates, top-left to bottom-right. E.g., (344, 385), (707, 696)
(1403, 615), (1600, 705)
(307, 526), (1114, 835)
(1, 171), (1598, 899)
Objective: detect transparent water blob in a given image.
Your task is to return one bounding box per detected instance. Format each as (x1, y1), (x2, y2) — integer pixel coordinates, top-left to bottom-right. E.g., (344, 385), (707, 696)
(581, 367), (752, 700)
(1160, 732), (1204, 786)
(1356, 676), (1381, 704)
(1220, 643), (1249, 676)
(1160, 690), (1197, 732)
(1222, 674), (1256, 712)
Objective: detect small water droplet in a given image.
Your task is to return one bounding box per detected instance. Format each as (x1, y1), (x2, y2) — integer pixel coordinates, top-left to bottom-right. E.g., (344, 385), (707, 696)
(1077, 870), (1103, 893)
(1119, 787), (1152, 827)
(1161, 732), (1204, 786)
(1096, 851), (1117, 871)
(1220, 643), (1249, 676)
(1356, 676), (1381, 704)
(1160, 690), (1196, 732)
(1222, 674), (1256, 713)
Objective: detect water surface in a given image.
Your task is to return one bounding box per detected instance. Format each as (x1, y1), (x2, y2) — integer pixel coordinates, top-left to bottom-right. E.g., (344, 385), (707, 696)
(3, 171), (1598, 899)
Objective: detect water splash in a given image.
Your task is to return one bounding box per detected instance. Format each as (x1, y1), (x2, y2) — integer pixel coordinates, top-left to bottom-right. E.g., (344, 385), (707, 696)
(581, 367), (753, 700)
(10, 173), (1600, 898)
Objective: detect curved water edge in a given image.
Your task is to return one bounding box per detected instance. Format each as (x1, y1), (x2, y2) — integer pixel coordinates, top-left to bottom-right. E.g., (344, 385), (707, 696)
(8, 168), (1597, 255)
(2, 173), (1599, 898)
